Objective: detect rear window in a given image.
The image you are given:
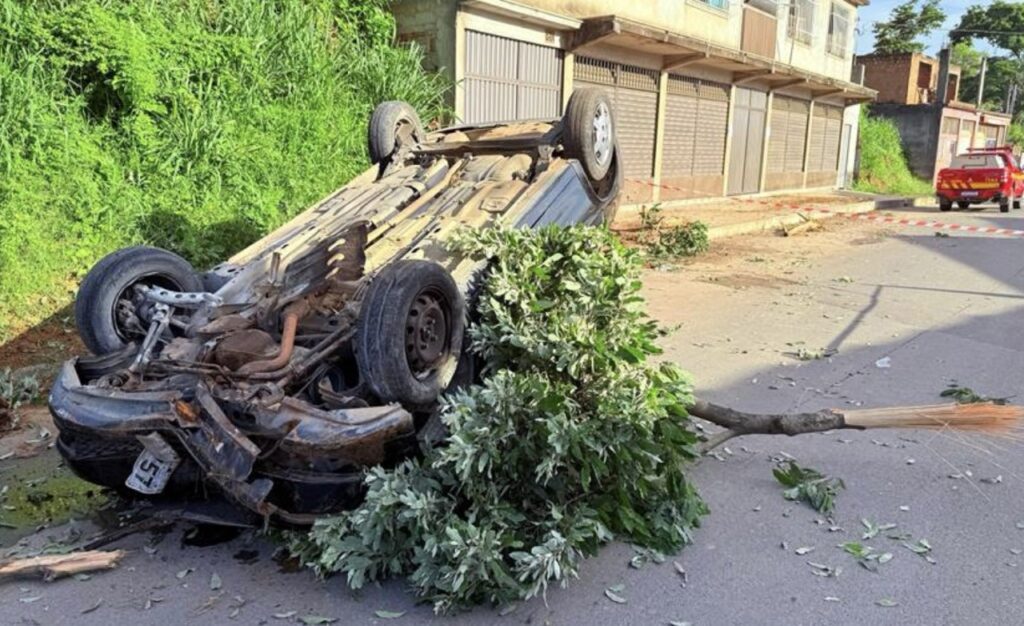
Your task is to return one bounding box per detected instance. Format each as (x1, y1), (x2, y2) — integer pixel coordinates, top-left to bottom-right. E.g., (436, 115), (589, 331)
(950, 154), (1005, 169)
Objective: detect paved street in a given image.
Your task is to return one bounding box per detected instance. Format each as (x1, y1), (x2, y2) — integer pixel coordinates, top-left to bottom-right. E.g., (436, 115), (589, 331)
(4, 203), (1024, 625)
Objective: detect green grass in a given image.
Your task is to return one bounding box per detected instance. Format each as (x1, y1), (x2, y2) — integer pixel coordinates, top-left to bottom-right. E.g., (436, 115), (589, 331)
(853, 107), (933, 197)
(0, 0), (449, 339)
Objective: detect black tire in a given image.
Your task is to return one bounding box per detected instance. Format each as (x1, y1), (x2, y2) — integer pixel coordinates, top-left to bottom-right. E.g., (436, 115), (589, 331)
(939, 200), (952, 212)
(956, 201), (969, 210)
(562, 88), (616, 182)
(355, 260), (465, 408)
(1015, 197), (1021, 210)
(75, 246), (202, 355)
(367, 101), (424, 165)
(1000, 197), (1011, 213)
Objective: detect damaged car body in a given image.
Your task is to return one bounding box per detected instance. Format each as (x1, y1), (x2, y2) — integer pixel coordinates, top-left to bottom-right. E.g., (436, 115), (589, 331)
(49, 89), (622, 524)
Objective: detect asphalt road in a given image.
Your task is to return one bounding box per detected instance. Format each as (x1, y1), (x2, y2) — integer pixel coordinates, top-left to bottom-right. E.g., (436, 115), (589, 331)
(4, 202), (1024, 625)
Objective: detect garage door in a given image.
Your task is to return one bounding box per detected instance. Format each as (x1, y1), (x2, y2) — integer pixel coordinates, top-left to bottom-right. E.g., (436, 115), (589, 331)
(767, 96), (809, 175)
(574, 56), (659, 180)
(808, 104), (843, 173)
(464, 31), (563, 124)
(662, 74), (730, 181)
(728, 88), (768, 195)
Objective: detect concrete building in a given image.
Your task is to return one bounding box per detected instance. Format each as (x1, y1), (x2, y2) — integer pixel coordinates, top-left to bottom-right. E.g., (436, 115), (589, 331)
(860, 50), (1012, 181)
(392, 0), (875, 206)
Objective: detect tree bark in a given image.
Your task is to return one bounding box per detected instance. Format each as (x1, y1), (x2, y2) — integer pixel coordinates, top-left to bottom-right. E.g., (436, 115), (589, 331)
(688, 399), (849, 453)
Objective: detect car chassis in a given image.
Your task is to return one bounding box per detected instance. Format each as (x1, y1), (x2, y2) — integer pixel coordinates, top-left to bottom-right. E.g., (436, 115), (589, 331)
(50, 91), (621, 525)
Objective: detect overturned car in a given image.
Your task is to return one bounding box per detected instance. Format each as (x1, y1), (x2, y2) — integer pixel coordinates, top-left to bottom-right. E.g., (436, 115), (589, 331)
(49, 89), (622, 524)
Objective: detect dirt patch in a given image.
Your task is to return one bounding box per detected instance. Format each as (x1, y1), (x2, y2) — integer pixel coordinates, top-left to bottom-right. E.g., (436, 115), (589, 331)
(0, 313), (81, 372)
(698, 272), (803, 290)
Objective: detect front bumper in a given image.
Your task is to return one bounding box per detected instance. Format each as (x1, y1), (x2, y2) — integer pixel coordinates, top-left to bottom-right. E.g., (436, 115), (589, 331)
(49, 361), (415, 524)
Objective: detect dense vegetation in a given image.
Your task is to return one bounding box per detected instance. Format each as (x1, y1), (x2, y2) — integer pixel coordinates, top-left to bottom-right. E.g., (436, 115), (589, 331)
(855, 108), (932, 196)
(289, 226), (707, 612)
(0, 0), (448, 339)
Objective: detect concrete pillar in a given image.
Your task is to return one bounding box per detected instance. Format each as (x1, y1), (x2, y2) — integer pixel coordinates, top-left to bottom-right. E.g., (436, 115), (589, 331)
(652, 70), (669, 203)
(561, 52), (574, 113)
(802, 100), (815, 188)
(722, 84), (737, 196)
(454, 11), (467, 122)
(758, 91), (774, 193)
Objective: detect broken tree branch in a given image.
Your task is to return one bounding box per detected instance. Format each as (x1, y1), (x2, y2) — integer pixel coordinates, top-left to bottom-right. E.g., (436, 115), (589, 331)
(689, 399), (1024, 453)
(0, 550), (125, 582)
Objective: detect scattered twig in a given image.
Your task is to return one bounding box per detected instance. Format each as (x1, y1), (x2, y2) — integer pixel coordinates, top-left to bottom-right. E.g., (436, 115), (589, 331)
(0, 550), (125, 582)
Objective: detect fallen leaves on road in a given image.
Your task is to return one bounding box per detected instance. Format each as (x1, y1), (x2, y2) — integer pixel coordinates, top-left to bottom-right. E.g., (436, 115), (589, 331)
(773, 460), (845, 514)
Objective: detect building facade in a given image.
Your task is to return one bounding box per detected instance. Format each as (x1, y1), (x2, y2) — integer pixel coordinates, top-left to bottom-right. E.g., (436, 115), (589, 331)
(860, 51), (1012, 181)
(393, 0), (875, 206)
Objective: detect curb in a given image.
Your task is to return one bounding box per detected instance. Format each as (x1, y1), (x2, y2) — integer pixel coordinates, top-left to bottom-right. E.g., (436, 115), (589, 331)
(706, 200), (877, 241)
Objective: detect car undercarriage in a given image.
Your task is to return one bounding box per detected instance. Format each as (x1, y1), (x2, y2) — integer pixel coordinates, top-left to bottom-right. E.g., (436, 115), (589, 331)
(50, 90), (622, 524)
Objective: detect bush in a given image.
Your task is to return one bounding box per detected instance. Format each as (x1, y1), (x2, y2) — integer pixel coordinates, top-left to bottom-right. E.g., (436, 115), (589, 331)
(854, 107), (932, 196)
(638, 205), (709, 260)
(288, 227), (707, 612)
(0, 0), (449, 339)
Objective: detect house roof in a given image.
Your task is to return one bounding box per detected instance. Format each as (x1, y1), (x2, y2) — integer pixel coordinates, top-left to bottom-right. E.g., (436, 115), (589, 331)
(567, 15), (877, 103)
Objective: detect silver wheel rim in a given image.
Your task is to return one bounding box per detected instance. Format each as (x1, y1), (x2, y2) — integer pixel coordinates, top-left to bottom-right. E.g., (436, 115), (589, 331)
(592, 102), (613, 168)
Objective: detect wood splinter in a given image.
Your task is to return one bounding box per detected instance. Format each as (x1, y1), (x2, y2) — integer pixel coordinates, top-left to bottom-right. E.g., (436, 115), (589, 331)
(0, 549), (126, 582)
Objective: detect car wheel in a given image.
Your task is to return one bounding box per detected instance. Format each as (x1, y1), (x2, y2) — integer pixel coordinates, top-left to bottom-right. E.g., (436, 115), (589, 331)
(956, 201), (969, 210)
(1015, 198), (1021, 210)
(1000, 196), (1011, 213)
(562, 88), (617, 182)
(367, 101), (424, 165)
(939, 200), (952, 211)
(75, 246), (203, 355)
(355, 260), (465, 409)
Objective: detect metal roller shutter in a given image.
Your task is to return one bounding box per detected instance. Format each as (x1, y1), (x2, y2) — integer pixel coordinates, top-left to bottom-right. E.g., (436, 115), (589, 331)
(464, 31), (563, 124)
(575, 56), (659, 178)
(767, 98), (790, 174)
(785, 99), (810, 173)
(663, 75), (729, 177)
(822, 106), (842, 171)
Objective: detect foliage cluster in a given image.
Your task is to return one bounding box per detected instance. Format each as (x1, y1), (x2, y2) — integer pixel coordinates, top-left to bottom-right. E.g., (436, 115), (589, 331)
(871, 0), (945, 55)
(854, 108), (932, 196)
(638, 205), (710, 260)
(0, 368), (40, 430)
(0, 0), (449, 339)
(288, 226), (707, 612)
(773, 460), (845, 514)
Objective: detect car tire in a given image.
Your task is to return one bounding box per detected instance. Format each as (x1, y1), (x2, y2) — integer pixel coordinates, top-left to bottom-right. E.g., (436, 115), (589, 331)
(562, 88), (616, 182)
(939, 200), (952, 211)
(355, 260), (465, 409)
(1000, 196), (1011, 213)
(956, 201), (969, 210)
(367, 101), (424, 165)
(1015, 198), (1021, 210)
(75, 246), (203, 355)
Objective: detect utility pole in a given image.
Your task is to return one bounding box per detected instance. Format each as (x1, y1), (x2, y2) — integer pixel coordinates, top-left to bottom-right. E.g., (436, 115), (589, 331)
(976, 56), (987, 109)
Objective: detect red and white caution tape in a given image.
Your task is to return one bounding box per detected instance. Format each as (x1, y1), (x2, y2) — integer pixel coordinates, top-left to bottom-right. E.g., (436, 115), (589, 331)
(625, 178), (1024, 238)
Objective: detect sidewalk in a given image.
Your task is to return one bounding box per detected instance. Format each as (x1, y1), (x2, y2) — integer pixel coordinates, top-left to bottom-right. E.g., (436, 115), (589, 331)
(612, 190), (884, 239)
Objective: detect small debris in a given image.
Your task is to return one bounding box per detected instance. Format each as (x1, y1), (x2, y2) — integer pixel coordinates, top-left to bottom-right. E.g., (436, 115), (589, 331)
(176, 568), (194, 580)
(875, 357), (891, 369)
(980, 475), (1003, 485)
(299, 616), (337, 625)
(795, 546), (815, 555)
(81, 598), (103, 614)
(374, 610), (407, 619)
(876, 598), (898, 608)
(273, 611), (297, 620)
(210, 572), (222, 590)
(604, 586), (627, 604)
(824, 596), (841, 602)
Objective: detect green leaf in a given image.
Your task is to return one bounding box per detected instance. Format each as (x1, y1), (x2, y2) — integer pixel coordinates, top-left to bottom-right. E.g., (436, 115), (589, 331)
(374, 610), (406, 619)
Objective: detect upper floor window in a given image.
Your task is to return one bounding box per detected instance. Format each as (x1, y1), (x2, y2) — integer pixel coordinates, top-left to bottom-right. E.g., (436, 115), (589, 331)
(787, 0), (815, 45)
(827, 3), (851, 56)
(699, 0), (730, 11)
(745, 0), (778, 14)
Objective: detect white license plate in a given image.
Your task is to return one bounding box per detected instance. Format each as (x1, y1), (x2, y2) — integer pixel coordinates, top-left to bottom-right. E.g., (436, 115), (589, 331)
(125, 434), (180, 495)
(961, 191), (980, 197)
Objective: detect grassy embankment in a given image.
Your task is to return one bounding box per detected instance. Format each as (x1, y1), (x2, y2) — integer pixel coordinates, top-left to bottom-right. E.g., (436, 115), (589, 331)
(854, 107), (933, 197)
(0, 0), (449, 340)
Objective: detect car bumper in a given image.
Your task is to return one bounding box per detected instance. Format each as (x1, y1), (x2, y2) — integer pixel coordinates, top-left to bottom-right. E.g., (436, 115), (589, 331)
(936, 189), (1003, 203)
(49, 360), (415, 523)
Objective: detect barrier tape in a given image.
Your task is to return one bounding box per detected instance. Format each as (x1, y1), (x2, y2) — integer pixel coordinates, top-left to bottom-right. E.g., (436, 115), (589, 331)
(624, 178), (1024, 238)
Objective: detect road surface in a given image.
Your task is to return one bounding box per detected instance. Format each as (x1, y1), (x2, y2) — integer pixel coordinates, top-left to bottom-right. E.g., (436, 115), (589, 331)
(3, 203), (1024, 625)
